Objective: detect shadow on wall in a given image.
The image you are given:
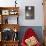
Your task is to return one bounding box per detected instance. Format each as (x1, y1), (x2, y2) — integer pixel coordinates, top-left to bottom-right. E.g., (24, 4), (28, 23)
(18, 26), (44, 44)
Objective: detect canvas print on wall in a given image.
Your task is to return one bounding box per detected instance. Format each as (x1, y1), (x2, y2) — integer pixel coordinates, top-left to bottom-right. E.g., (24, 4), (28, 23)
(25, 6), (34, 19)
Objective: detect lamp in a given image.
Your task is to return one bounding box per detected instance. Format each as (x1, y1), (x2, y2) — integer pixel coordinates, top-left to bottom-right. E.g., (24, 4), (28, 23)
(15, 0), (17, 7)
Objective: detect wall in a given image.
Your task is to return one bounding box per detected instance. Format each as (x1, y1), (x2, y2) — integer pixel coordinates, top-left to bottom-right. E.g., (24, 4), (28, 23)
(19, 0), (44, 26)
(0, 0), (44, 26)
(0, 0), (44, 45)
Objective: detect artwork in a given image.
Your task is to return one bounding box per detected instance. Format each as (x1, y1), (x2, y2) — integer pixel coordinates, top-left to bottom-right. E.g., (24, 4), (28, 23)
(21, 28), (41, 46)
(1, 28), (18, 41)
(25, 6), (34, 19)
(1, 28), (13, 41)
(2, 10), (9, 15)
(9, 10), (18, 15)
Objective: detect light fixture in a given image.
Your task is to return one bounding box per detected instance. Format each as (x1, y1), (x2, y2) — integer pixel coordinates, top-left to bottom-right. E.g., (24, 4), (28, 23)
(15, 0), (17, 7)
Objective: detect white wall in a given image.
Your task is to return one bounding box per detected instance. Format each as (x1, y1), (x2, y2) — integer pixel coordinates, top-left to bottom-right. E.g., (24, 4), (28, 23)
(0, 0), (44, 26)
(18, 0), (44, 26)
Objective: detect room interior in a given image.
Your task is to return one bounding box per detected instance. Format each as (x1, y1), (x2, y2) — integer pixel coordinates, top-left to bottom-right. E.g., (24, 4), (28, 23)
(0, 0), (46, 46)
